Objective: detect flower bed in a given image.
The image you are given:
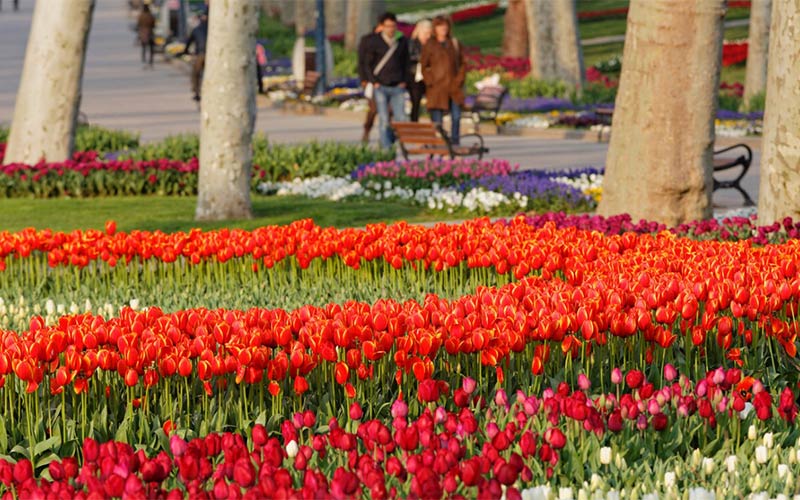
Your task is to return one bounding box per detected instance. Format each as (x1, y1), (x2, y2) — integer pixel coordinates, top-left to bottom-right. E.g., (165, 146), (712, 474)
(258, 159), (598, 215)
(0, 215), (799, 496)
(0, 142), (393, 198)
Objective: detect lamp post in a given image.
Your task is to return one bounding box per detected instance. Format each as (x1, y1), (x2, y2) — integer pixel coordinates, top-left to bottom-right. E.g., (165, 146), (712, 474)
(314, 0), (327, 96)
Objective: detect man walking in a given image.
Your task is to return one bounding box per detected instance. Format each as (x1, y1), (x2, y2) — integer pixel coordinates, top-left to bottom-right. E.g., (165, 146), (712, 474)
(181, 8), (208, 102)
(359, 12), (409, 149)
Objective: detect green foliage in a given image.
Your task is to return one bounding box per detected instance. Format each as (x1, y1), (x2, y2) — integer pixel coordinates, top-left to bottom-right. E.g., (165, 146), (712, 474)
(124, 134), (200, 162)
(257, 12), (299, 58)
(0, 125), (140, 155)
(465, 71), (572, 99)
(572, 82), (618, 106)
(718, 92), (743, 112)
(73, 125), (140, 154)
(744, 91), (766, 113)
(332, 44), (359, 78)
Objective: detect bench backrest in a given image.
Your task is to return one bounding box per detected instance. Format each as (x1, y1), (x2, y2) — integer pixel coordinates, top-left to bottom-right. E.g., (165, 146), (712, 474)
(473, 85), (507, 113)
(301, 71), (321, 96)
(391, 122), (448, 147)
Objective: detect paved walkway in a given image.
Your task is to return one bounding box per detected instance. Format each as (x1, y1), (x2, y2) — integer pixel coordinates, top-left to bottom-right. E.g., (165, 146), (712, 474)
(0, 1), (759, 208)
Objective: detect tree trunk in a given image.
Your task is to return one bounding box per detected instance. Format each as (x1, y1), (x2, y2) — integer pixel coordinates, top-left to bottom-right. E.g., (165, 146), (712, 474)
(502, 0), (528, 59)
(525, 0), (583, 86)
(4, 0), (95, 165)
(279, 0), (295, 26)
(295, 0), (316, 35)
(195, 0), (258, 221)
(757, 0), (800, 223)
(325, 0), (346, 37)
(597, 0), (725, 226)
(743, 0), (771, 109)
(344, 0), (382, 51)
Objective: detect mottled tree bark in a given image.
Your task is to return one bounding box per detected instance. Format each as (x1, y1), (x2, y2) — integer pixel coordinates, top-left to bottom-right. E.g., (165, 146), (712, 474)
(325, 0), (347, 37)
(744, 0), (772, 109)
(195, 0), (258, 221)
(344, 0), (383, 51)
(502, 0), (528, 59)
(757, 0), (800, 223)
(597, 0), (725, 226)
(525, 0), (583, 86)
(4, 0), (95, 165)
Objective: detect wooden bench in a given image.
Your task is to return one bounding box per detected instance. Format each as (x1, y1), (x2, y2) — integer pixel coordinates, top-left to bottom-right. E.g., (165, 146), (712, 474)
(391, 122), (488, 161)
(299, 71), (321, 99)
(713, 143), (754, 206)
(465, 85), (508, 124)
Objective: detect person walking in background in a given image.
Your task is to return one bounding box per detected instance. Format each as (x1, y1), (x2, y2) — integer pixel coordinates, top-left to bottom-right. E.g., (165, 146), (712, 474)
(181, 8), (208, 102)
(421, 16), (465, 144)
(137, 3), (156, 68)
(357, 23), (381, 143)
(407, 19), (432, 122)
(360, 12), (409, 149)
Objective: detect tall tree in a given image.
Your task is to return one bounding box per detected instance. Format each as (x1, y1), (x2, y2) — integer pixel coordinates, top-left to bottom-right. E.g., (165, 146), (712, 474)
(344, 0), (383, 51)
(597, 0), (725, 226)
(325, 0), (347, 37)
(195, 0), (259, 221)
(4, 0), (95, 165)
(743, 0), (772, 109)
(757, 0), (800, 223)
(503, 0), (528, 59)
(525, 0), (583, 86)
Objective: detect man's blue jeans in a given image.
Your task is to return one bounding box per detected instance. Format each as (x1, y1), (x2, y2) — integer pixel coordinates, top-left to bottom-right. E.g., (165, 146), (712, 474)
(375, 84), (408, 148)
(430, 99), (462, 145)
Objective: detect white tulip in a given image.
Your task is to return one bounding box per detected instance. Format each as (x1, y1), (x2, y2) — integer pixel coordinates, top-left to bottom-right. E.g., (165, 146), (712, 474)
(558, 487), (573, 500)
(702, 457), (714, 476)
(688, 487), (715, 500)
(778, 463), (790, 479)
(664, 471), (676, 488)
(590, 473), (601, 491)
(691, 449), (702, 468)
(285, 439), (298, 458)
(748, 424), (757, 441)
(599, 447), (612, 465)
(764, 432), (774, 449)
(725, 455), (736, 474)
(755, 445), (768, 464)
(130, 298), (140, 310)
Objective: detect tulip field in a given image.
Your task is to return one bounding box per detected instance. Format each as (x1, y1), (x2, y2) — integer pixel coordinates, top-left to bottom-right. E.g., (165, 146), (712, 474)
(0, 213), (799, 499)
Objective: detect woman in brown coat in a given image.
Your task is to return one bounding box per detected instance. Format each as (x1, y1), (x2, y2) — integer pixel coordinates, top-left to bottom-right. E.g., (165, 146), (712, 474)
(137, 4), (156, 68)
(420, 16), (466, 144)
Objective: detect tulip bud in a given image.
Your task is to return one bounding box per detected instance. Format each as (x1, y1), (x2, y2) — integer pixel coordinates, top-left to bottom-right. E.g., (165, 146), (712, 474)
(611, 368), (622, 385)
(286, 440), (299, 458)
(755, 445), (768, 464)
(578, 488), (589, 500)
(349, 402), (363, 421)
(778, 463), (789, 479)
(691, 449), (702, 468)
(169, 435), (187, 458)
(462, 377), (476, 394)
(558, 487), (573, 500)
(740, 402), (754, 420)
(599, 447), (612, 465)
(663, 363), (677, 382)
(391, 399), (408, 419)
(664, 471), (676, 488)
(726, 455), (737, 474)
(495, 389), (508, 408)
(702, 457), (714, 476)
(763, 432), (774, 449)
(748, 425), (757, 441)
(590, 473), (601, 491)
(751, 474), (762, 491)
(577, 374), (590, 391)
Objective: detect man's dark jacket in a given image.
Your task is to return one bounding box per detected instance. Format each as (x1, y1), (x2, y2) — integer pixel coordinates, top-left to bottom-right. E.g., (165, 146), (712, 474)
(358, 33), (409, 86)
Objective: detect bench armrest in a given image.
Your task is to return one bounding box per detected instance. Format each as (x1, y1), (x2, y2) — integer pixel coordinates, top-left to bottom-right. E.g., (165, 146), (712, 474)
(713, 143), (752, 164)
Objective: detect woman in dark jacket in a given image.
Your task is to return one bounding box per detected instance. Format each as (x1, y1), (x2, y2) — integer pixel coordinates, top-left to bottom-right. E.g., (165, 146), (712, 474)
(421, 16), (466, 144)
(137, 4), (156, 67)
(407, 19), (432, 122)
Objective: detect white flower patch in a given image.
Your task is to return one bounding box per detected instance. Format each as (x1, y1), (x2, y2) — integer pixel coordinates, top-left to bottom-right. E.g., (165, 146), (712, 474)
(506, 115), (552, 129)
(258, 176), (364, 201)
(550, 172), (603, 193)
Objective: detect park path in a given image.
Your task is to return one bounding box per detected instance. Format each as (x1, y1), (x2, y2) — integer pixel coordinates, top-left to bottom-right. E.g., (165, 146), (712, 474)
(0, 1), (758, 209)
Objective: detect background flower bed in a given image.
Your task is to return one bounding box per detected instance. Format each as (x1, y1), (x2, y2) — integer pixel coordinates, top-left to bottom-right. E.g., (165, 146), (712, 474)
(0, 136), (393, 198)
(259, 159), (600, 216)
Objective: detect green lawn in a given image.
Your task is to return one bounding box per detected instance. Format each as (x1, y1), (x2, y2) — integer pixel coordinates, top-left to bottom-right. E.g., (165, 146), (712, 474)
(0, 195), (448, 233)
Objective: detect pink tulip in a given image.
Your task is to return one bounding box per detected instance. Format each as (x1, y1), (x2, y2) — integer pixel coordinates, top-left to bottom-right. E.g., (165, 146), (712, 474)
(664, 363), (678, 381)
(611, 368), (622, 385)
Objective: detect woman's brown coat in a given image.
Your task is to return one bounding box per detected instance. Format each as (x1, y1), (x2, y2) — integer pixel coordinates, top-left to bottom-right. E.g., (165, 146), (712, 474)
(420, 37), (466, 110)
(137, 10), (156, 44)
